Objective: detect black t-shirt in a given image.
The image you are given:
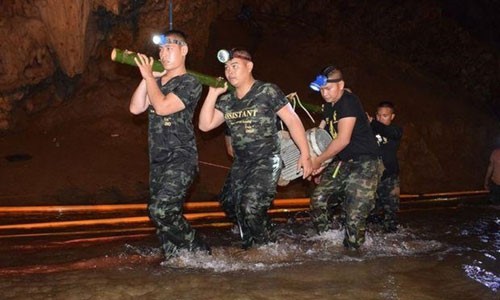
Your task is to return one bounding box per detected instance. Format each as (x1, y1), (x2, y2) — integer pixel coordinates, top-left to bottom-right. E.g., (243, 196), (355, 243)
(216, 80), (288, 159)
(322, 91), (381, 161)
(371, 120), (403, 177)
(148, 74), (202, 165)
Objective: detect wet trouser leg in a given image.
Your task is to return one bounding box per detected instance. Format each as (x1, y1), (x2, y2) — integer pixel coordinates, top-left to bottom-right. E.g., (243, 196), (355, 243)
(310, 162), (345, 232)
(232, 155), (281, 248)
(311, 159), (383, 249)
(148, 159), (207, 259)
(375, 175), (400, 231)
(343, 159), (383, 248)
(219, 169), (237, 224)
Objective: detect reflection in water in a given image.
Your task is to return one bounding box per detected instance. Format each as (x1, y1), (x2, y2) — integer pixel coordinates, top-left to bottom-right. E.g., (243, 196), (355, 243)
(460, 216), (500, 292)
(0, 205), (498, 299)
(463, 263), (499, 292)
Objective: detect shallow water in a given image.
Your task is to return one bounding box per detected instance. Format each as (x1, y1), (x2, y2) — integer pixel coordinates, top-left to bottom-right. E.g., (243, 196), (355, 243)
(0, 204), (498, 299)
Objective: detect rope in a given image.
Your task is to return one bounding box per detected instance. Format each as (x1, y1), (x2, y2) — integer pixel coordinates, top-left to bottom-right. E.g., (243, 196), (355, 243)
(286, 92), (316, 124)
(168, 0), (173, 30)
(198, 160), (230, 170)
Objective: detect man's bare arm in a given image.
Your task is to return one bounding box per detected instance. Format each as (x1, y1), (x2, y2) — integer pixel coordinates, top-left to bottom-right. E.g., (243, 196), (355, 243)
(199, 86), (226, 132)
(312, 117), (355, 174)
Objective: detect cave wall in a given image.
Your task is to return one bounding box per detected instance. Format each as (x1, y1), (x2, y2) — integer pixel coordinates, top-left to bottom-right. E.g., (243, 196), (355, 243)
(331, 0), (500, 118)
(0, 0), (498, 194)
(0, 0), (102, 129)
(203, 0), (500, 192)
(0, 0), (233, 130)
(1, 0), (497, 129)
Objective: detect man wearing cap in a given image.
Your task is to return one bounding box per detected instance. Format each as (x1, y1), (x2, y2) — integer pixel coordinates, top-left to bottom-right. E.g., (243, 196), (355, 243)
(129, 30), (210, 260)
(308, 66), (384, 250)
(198, 48), (312, 249)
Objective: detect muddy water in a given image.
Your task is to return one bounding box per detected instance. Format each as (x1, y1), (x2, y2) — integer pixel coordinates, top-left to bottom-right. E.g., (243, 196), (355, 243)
(0, 204), (498, 299)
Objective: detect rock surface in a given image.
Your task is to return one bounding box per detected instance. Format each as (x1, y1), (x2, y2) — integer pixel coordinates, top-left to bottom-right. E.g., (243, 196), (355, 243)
(0, 0), (498, 205)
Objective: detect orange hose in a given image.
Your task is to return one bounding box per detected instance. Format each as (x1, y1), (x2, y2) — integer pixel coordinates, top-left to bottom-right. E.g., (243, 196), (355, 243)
(0, 227), (155, 240)
(0, 208), (306, 232)
(0, 193), (488, 236)
(0, 191), (488, 215)
(0, 198), (310, 214)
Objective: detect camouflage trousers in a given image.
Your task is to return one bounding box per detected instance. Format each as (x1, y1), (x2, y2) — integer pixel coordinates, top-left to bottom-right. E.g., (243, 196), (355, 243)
(310, 157), (384, 249)
(372, 174), (400, 232)
(219, 169), (237, 223)
(148, 155), (208, 259)
(219, 154), (281, 249)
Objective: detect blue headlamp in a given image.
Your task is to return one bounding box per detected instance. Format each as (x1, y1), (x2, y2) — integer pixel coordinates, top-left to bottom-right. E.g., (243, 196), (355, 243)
(309, 66), (342, 91)
(152, 34), (186, 46)
(309, 75), (329, 92)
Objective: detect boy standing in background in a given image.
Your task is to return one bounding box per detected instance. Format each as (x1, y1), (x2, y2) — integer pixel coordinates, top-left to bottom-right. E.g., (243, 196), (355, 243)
(369, 101), (403, 232)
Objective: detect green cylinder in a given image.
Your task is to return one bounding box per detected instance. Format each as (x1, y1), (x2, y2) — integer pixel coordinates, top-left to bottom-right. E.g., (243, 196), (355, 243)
(111, 48), (231, 90)
(111, 48), (322, 113)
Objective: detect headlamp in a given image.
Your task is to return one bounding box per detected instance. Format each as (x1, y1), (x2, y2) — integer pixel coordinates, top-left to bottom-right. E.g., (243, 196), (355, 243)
(152, 34), (186, 46)
(309, 74), (342, 92)
(217, 49), (231, 63)
(152, 34), (166, 45)
(309, 75), (328, 92)
(216, 48), (252, 63)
